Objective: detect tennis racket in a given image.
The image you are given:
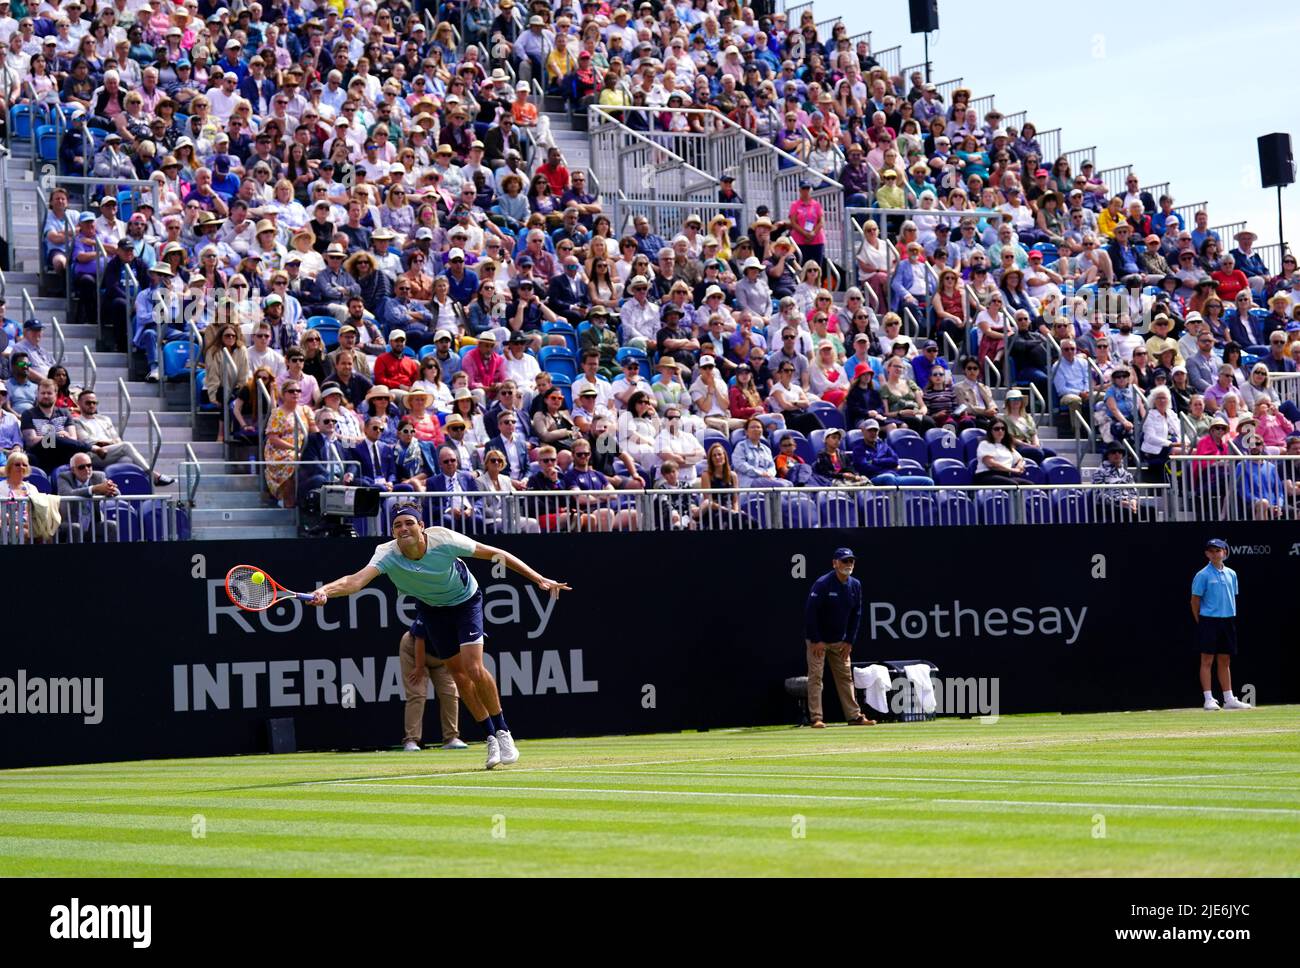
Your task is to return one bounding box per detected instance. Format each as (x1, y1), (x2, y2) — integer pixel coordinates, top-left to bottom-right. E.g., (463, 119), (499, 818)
(225, 565), (315, 612)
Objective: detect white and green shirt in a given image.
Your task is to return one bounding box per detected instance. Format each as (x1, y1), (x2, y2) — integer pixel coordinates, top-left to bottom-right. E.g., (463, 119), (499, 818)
(367, 527), (479, 606)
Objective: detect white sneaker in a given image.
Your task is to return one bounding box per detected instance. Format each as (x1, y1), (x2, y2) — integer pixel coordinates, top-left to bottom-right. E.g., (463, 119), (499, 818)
(1203, 698), (1222, 711)
(146, 368), (160, 383)
(403, 741), (421, 751)
(496, 729), (519, 765)
(1222, 696), (1253, 710)
(484, 734), (501, 769)
(441, 738), (468, 750)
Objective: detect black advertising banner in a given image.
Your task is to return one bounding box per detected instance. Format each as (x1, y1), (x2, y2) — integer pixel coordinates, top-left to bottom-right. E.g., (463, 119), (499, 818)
(2, 524), (1297, 768)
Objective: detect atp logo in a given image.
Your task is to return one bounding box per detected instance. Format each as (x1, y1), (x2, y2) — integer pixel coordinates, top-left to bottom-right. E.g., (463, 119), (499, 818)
(1290, 543), (1300, 556)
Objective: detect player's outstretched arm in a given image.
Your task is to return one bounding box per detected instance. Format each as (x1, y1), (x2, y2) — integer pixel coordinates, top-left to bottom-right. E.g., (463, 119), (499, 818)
(310, 566), (382, 606)
(471, 542), (572, 596)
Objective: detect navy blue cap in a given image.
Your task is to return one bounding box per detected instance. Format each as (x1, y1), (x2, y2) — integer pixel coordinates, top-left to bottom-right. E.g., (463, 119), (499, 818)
(1205, 538), (1228, 551)
(798, 179), (812, 189)
(392, 504), (425, 526)
(833, 547), (856, 561)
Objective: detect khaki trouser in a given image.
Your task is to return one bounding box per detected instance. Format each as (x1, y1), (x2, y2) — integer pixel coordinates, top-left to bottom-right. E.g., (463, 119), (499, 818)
(806, 641), (861, 723)
(399, 635), (461, 745)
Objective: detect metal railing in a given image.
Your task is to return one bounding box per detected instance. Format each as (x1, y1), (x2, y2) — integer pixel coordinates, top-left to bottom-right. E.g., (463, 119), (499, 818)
(1141, 182), (1171, 204)
(1168, 455), (1300, 522)
(81, 344), (96, 391)
(934, 78), (963, 101)
(1063, 147), (1096, 175)
(873, 45), (902, 78)
(1003, 111), (1027, 131)
(1098, 165), (1131, 197)
(1212, 222), (1247, 249)
(0, 494), (184, 544)
(970, 95), (995, 119)
(1172, 202), (1208, 234)
(1036, 129), (1062, 166)
(352, 480), (1173, 534)
(1254, 242), (1288, 274)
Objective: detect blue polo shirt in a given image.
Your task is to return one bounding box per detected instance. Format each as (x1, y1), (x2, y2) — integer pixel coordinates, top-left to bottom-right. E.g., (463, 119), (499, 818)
(1191, 563), (1238, 618)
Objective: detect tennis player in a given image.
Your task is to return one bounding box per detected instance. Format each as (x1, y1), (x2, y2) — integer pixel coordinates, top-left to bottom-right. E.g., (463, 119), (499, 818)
(310, 504), (572, 769)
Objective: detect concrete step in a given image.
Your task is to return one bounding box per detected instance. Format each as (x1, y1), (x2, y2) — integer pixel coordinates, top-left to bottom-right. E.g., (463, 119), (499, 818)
(191, 507), (296, 527)
(191, 525), (300, 540)
(190, 472), (266, 492)
(193, 490), (275, 509)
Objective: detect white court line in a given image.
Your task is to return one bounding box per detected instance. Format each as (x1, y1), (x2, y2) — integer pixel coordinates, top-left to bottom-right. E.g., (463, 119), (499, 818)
(315, 783), (1300, 817)
(489, 768), (1300, 793)
(308, 727), (1300, 787)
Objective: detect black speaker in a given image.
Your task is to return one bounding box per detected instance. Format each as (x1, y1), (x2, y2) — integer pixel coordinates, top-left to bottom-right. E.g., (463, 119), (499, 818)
(910, 0), (939, 33)
(267, 717), (297, 754)
(1258, 133), (1295, 189)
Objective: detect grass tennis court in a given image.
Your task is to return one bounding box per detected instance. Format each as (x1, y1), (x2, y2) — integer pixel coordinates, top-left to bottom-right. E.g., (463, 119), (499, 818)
(2, 707), (1297, 877)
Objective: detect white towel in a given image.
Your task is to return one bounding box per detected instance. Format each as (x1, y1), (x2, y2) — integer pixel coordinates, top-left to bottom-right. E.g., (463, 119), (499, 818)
(903, 663), (937, 714)
(854, 664), (892, 714)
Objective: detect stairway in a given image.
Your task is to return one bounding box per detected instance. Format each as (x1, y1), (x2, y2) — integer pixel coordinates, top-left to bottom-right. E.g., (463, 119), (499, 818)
(4, 141), (285, 538)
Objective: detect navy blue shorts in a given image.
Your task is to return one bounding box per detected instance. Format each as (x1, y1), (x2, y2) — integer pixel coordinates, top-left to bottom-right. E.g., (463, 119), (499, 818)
(408, 590), (485, 661)
(1196, 616), (1237, 656)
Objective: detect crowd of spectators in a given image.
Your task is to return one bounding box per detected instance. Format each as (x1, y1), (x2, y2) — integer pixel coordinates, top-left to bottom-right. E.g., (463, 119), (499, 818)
(3, 0), (1298, 531)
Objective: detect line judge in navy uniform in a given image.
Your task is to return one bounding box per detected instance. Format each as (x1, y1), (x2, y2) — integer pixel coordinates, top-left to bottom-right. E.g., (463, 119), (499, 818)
(804, 548), (877, 728)
(1191, 538), (1252, 711)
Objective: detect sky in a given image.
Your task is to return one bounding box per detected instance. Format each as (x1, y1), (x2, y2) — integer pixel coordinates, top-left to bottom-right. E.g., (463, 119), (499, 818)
(811, 0), (1300, 261)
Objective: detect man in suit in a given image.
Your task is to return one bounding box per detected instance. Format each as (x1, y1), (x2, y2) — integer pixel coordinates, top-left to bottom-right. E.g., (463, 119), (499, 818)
(298, 409), (356, 535)
(546, 255), (590, 324)
(426, 446), (484, 532)
(482, 381), (531, 441)
(484, 408), (531, 481)
(56, 453), (120, 542)
(352, 415), (414, 493)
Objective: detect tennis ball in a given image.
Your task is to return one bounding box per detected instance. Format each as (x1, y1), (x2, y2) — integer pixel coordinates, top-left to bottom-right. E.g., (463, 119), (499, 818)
(251, 571), (266, 585)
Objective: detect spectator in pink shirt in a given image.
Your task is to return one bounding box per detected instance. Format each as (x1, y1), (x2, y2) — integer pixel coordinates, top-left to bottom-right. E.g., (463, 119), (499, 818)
(788, 181), (825, 273)
(461, 331), (506, 406)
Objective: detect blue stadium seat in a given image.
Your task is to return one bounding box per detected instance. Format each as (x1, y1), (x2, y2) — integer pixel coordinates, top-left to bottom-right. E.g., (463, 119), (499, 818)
(845, 429), (864, 452)
(37, 124), (59, 162)
(976, 490), (1011, 525)
(106, 464), (151, 496)
(887, 430), (928, 466)
(27, 466), (51, 494)
(1024, 488), (1053, 524)
(549, 373), (573, 409)
(808, 400), (844, 429)
(312, 318), (341, 349)
(163, 340), (195, 380)
(741, 494), (769, 528)
(903, 493), (936, 526)
(458, 344), (476, 359)
(419, 344), (439, 360)
(781, 494), (818, 528)
(936, 491), (976, 526)
(11, 104), (39, 140)
(932, 457), (972, 487)
(699, 431), (730, 458)
(615, 346), (649, 369)
(1041, 456), (1081, 486)
(927, 428), (961, 464)
(818, 492), (860, 527)
(195, 368), (220, 411)
(1052, 489), (1092, 524)
(116, 190), (134, 221)
(960, 427), (986, 463)
(101, 500), (142, 541)
(859, 491), (893, 527)
(542, 321), (579, 353)
(896, 458), (927, 475)
(142, 503), (190, 541)
(1022, 459), (1046, 486)
(771, 429), (815, 465)
(539, 346), (577, 380)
